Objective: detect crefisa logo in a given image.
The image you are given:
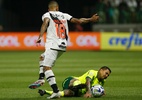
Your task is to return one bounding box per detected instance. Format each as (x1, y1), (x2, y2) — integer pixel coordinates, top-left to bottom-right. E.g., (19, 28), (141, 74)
(109, 33), (142, 49)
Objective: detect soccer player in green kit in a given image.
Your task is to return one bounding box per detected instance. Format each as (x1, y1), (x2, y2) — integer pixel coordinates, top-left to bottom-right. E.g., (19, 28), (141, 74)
(38, 66), (111, 98)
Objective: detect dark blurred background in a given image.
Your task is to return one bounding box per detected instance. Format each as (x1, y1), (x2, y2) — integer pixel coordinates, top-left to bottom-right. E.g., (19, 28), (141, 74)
(0, 0), (142, 32)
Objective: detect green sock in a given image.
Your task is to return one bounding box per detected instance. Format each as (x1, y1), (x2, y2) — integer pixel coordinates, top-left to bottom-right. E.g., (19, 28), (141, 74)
(45, 90), (64, 97)
(45, 90), (53, 95)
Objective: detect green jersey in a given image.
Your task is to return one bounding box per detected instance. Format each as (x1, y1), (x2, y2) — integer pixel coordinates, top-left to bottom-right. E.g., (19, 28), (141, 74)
(74, 70), (105, 95)
(75, 70), (105, 86)
(62, 70), (106, 96)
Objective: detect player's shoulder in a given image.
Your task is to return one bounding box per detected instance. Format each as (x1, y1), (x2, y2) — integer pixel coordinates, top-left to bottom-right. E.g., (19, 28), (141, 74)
(42, 12), (50, 20)
(86, 70), (97, 75)
(88, 69), (98, 73)
(42, 12), (50, 16)
(88, 70), (98, 75)
(47, 11), (66, 16)
(54, 11), (70, 16)
(58, 11), (71, 17)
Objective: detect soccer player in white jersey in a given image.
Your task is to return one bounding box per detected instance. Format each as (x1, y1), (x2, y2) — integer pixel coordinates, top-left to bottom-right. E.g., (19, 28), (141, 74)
(28, 0), (99, 99)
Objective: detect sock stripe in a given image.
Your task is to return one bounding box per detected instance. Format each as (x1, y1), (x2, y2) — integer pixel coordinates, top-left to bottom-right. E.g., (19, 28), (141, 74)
(40, 65), (44, 67)
(46, 76), (55, 80)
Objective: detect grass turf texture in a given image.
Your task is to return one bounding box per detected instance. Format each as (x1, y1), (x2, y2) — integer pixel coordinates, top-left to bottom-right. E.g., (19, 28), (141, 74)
(0, 51), (142, 100)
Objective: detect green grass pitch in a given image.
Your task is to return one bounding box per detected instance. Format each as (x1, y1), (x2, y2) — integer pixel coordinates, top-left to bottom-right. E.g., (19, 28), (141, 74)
(0, 51), (142, 100)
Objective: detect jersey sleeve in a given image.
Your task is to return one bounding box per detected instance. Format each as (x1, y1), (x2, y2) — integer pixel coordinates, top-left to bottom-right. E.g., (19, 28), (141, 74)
(63, 13), (72, 21)
(42, 12), (50, 21)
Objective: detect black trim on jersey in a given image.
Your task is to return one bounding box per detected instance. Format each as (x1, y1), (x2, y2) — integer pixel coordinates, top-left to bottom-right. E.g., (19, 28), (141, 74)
(69, 17), (73, 21)
(40, 65), (44, 67)
(50, 48), (66, 52)
(49, 13), (62, 24)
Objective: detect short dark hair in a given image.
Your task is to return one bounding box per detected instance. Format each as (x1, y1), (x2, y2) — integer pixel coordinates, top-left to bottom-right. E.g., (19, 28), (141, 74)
(48, 0), (58, 8)
(99, 66), (111, 73)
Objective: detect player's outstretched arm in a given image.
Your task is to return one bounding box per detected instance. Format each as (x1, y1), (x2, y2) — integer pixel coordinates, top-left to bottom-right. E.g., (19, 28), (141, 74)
(70, 13), (99, 24)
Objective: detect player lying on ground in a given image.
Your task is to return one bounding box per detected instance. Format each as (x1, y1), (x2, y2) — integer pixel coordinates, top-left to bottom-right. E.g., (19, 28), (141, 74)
(38, 66), (111, 98)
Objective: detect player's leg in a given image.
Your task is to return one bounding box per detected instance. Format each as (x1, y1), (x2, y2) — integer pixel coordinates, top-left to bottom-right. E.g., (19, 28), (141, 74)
(69, 79), (86, 90)
(38, 89), (52, 96)
(39, 89), (75, 97)
(63, 89), (75, 97)
(38, 53), (45, 80)
(44, 50), (64, 99)
(69, 79), (86, 97)
(38, 76), (74, 97)
(61, 76), (78, 97)
(62, 76), (74, 90)
(62, 78), (86, 97)
(38, 77), (84, 97)
(28, 53), (45, 89)
(38, 89), (64, 97)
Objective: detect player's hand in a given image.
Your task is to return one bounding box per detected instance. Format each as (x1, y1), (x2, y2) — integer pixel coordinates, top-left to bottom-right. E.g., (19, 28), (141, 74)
(102, 90), (106, 96)
(91, 13), (99, 22)
(83, 92), (92, 98)
(36, 38), (41, 46)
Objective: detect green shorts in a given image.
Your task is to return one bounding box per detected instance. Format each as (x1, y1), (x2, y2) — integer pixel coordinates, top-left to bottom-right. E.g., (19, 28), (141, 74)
(62, 76), (74, 90)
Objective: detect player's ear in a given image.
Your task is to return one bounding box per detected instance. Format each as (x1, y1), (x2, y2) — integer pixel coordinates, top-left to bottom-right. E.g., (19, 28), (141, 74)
(99, 69), (104, 73)
(99, 69), (103, 72)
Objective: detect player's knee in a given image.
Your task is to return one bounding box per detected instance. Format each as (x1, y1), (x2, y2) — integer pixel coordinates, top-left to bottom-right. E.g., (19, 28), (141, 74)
(39, 55), (44, 61)
(39, 55), (44, 67)
(43, 66), (51, 72)
(64, 89), (74, 97)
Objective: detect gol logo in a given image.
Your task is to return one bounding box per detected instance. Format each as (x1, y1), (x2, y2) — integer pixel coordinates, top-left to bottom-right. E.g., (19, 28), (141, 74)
(24, 36), (45, 47)
(0, 36), (20, 47)
(76, 35), (99, 46)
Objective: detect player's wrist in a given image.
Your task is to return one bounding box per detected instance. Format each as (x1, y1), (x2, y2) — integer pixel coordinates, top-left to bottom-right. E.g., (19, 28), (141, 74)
(38, 37), (42, 40)
(86, 89), (92, 94)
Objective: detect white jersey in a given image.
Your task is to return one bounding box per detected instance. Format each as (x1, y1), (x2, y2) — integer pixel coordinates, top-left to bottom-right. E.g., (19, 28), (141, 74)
(42, 11), (72, 51)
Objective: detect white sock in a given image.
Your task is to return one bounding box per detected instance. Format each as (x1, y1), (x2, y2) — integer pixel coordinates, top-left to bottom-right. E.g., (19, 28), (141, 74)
(39, 66), (44, 73)
(44, 70), (56, 85)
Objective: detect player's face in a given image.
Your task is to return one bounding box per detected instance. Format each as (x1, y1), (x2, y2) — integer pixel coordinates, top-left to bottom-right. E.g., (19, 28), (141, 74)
(99, 69), (110, 80)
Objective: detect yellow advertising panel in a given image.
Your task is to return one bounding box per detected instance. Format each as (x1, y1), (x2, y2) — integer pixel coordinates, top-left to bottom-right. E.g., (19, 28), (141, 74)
(101, 32), (142, 51)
